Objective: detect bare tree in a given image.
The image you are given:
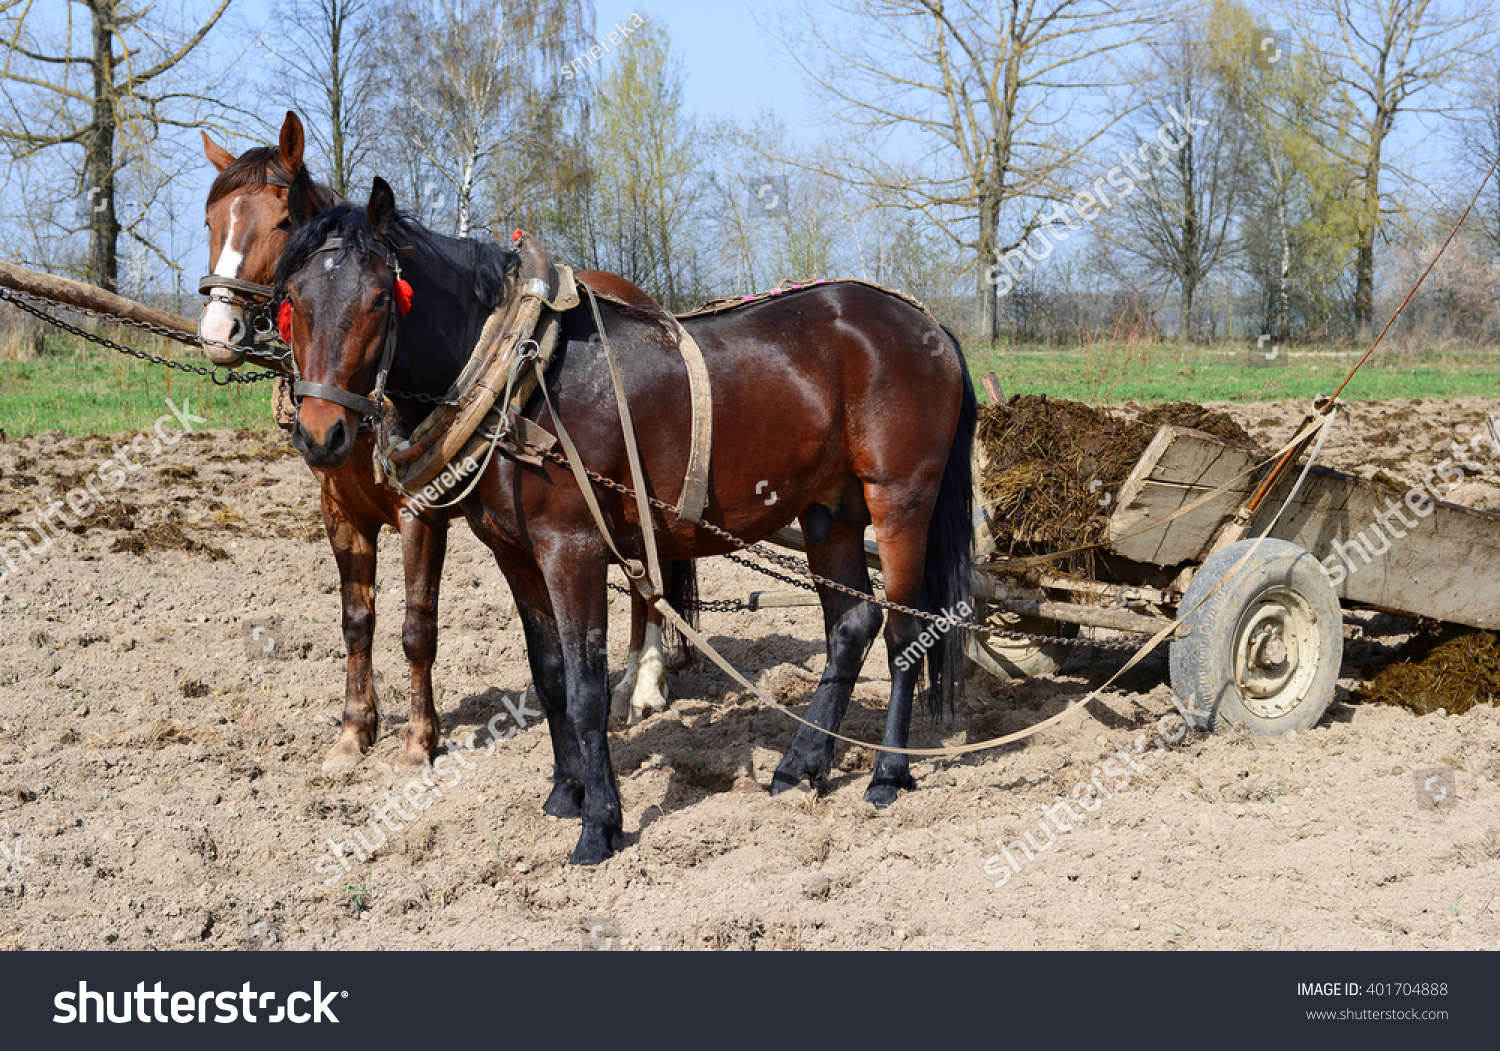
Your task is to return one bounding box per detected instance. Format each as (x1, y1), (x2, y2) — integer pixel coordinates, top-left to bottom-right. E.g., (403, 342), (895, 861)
(268, 0), (379, 197)
(0, 0), (233, 291)
(772, 0), (1166, 343)
(1109, 31), (1248, 341)
(574, 19), (704, 308)
(1288, 0), (1493, 341)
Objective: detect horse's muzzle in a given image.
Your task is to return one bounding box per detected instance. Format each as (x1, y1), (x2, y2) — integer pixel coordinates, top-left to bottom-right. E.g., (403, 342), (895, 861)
(291, 412), (355, 468)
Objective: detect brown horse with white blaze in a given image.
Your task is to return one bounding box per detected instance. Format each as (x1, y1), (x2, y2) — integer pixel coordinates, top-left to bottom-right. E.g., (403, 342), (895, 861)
(197, 112), (691, 779)
(275, 178), (978, 865)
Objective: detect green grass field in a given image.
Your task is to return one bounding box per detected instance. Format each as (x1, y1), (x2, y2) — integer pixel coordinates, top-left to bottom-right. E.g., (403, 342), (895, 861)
(4, 329), (1500, 436)
(0, 328), (277, 437)
(966, 342), (1500, 406)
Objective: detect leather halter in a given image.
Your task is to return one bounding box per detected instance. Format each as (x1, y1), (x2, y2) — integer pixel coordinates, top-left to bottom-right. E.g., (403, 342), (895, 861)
(197, 167), (296, 342)
(287, 235), (402, 423)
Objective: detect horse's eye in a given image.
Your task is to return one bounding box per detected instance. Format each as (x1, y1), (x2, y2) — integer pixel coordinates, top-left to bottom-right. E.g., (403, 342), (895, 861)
(276, 217), (292, 230)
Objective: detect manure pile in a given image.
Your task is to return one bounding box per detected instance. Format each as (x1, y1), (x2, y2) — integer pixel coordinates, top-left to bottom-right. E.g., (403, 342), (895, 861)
(1359, 625), (1500, 716)
(976, 395), (1257, 571)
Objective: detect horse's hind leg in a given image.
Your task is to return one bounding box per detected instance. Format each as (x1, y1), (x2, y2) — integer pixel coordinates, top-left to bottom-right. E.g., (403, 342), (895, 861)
(398, 512), (449, 766)
(861, 483), (943, 807)
(321, 497), (381, 772)
(770, 514), (883, 797)
(611, 566), (676, 727)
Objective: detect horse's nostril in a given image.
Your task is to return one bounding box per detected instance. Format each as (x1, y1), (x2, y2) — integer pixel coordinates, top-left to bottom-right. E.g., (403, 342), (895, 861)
(228, 316), (245, 344)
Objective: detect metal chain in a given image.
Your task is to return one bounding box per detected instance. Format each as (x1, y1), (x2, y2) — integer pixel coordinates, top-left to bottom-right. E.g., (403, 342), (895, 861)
(606, 579), (750, 613)
(528, 441), (1141, 650)
(1, 284), (462, 406)
(0, 285), (283, 385)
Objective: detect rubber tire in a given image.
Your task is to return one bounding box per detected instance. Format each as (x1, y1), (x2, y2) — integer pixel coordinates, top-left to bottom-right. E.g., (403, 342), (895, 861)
(966, 609), (1079, 682)
(1169, 538), (1342, 737)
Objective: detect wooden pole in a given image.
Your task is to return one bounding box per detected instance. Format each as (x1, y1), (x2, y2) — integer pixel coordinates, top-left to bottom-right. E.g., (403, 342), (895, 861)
(0, 259), (200, 346)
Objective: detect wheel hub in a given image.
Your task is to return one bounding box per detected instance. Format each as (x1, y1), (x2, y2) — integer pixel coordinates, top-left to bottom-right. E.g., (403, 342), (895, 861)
(1233, 587), (1320, 719)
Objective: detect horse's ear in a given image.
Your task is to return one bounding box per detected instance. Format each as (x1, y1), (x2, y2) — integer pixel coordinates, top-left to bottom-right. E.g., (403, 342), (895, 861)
(201, 129), (234, 172)
(367, 177), (397, 238)
(277, 111), (305, 174)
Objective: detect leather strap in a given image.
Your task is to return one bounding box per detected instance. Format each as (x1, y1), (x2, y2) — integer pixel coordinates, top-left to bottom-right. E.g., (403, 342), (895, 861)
(672, 318), (713, 523)
(292, 380), (377, 416)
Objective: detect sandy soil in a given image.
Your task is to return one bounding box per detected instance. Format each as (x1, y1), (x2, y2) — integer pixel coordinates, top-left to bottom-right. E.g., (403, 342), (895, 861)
(2, 397), (1499, 951)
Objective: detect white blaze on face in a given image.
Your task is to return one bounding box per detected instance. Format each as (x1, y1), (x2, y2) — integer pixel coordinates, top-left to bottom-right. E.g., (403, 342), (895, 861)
(199, 197), (246, 345)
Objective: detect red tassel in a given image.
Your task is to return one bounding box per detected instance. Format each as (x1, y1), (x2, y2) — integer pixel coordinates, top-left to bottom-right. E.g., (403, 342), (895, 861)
(394, 277), (413, 315)
(512, 228), (525, 244)
(277, 300), (293, 343)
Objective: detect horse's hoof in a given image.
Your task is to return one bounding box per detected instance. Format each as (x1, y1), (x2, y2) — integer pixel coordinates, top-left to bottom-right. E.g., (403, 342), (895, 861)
(398, 742), (435, 768)
(569, 825), (622, 866)
(543, 781), (584, 819)
(864, 772), (915, 809)
(769, 753), (828, 796)
(321, 737), (367, 774)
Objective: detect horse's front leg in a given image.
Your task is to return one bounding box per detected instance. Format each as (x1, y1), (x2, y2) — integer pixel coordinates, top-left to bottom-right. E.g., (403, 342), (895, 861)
(398, 509), (449, 766)
(546, 552), (622, 864)
(320, 495), (381, 772)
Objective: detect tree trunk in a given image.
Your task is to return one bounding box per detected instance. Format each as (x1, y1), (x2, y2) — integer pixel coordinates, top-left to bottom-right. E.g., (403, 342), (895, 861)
(327, 3), (348, 196)
(1276, 194), (1291, 340)
(1353, 118), (1386, 343)
(86, 0), (119, 293)
(975, 190), (999, 343)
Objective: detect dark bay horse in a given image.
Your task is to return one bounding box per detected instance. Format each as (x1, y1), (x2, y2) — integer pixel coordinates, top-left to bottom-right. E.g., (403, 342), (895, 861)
(198, 112), (692, 773)
(276, 178), (977, 865)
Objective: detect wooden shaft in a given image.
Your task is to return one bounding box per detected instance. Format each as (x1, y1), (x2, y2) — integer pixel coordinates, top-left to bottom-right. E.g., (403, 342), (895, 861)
(0, 259), (201, 346)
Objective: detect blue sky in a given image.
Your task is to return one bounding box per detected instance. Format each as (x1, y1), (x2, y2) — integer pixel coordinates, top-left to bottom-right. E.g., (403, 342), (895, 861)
(596, 2), (812, 129)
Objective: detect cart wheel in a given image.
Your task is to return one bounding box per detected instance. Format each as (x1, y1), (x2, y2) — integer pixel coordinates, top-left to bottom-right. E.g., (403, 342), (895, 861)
(1169, 538), (1342, 736)
(966, 607), (1079, 682)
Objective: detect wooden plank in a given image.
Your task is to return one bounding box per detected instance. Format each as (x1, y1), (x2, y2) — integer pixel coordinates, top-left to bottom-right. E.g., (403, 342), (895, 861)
(1107, 426), (1259, 566)
(981, 372), (1004, 404)
(1253, 466), (1500, 629)
(766, 525), (882, 571)
(0, 259), (200, 346)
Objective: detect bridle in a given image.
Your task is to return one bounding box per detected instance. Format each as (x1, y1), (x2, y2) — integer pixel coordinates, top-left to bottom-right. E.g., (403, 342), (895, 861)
(198, 167), (291, 348)
(283, 234), (405, 427)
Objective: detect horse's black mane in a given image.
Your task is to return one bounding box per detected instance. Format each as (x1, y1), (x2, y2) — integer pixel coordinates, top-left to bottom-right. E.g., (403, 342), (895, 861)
(274, 203), (517, 311)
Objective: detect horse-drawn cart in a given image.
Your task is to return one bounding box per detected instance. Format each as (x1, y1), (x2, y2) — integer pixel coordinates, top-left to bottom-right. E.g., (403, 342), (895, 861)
(757, 420), (1500, 738)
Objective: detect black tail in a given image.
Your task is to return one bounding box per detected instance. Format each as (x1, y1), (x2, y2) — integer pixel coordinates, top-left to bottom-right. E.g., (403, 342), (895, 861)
(663, 558), (699, 664)
(919, 326), (977, 720)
